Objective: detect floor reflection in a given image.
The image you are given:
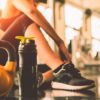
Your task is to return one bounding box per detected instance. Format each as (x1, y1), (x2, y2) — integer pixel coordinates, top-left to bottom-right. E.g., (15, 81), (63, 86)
(41, 89), (96, 100)
(1, 67), (100, 100)
(1, 88), (96, 100)
(48, 89), (95, 97)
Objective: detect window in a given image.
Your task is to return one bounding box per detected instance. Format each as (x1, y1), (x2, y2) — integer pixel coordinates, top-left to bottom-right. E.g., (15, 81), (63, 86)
(65, 4), (83, 29)
(91, 16), (100, 53)
(64, 4), (83, 45)
(0, 0), (7, 10)
(37, 4), (55, 50)
(65, 27), (79, 44)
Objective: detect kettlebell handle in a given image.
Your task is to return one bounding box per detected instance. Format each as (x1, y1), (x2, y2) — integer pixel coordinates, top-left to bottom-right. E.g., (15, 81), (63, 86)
(0, 40), (16, 96)
(0, 40), (16, 61)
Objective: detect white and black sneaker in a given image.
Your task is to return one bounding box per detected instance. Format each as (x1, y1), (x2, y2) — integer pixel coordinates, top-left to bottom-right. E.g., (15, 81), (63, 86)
(52, 63), (95, 90)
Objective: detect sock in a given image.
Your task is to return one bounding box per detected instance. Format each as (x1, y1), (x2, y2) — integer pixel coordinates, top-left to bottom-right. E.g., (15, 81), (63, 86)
(53, 63), (65, 73)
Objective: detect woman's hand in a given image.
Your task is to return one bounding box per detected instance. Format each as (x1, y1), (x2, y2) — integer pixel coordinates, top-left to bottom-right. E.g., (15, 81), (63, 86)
(57, 41), (72, 62)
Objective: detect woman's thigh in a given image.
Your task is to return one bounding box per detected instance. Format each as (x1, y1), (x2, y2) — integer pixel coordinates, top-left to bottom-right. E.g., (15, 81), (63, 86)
(0, 15), (32, 65)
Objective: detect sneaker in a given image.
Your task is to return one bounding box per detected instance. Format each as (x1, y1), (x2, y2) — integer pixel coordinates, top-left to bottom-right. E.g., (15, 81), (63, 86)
(52, 63), (95, 90)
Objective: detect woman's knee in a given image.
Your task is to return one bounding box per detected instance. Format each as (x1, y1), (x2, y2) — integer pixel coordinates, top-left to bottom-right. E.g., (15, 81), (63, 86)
(25, 23), (40, 37)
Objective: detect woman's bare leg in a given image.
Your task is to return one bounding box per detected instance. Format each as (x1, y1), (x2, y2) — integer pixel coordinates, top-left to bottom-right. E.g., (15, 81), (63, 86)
(0, 14), (32, 66)
(25, 23), (67, 70)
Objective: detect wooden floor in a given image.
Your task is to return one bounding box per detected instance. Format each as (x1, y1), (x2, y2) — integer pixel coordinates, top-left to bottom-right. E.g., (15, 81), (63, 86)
(1, 66), (100, 100)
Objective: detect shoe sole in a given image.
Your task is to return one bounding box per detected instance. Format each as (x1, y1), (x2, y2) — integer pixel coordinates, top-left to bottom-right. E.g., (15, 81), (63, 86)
(52, 82), (95, 91)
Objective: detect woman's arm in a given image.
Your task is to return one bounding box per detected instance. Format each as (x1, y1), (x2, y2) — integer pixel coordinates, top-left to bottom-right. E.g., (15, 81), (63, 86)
(12, 0), (71, 61)
(12, 0), (63, 44)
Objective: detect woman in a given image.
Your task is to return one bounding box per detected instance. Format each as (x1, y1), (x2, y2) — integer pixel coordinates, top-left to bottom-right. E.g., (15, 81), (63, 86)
(0, 0), (95, 90)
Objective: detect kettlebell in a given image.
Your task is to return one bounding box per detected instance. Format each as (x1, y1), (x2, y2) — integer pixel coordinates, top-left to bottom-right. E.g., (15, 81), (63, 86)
(0, 40), (16, 96)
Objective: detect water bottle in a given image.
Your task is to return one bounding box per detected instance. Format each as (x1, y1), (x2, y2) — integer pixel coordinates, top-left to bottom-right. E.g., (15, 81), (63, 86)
(16, 36), (37, 98)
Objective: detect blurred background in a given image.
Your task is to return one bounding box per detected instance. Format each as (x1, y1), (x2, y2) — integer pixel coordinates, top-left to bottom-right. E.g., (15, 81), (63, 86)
(0, 0), (100, 99)
(0, 0), (100, 68)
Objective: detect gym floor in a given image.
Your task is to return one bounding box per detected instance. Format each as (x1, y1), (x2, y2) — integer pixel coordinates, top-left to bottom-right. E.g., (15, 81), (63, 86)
(1, 65), (100, 100)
